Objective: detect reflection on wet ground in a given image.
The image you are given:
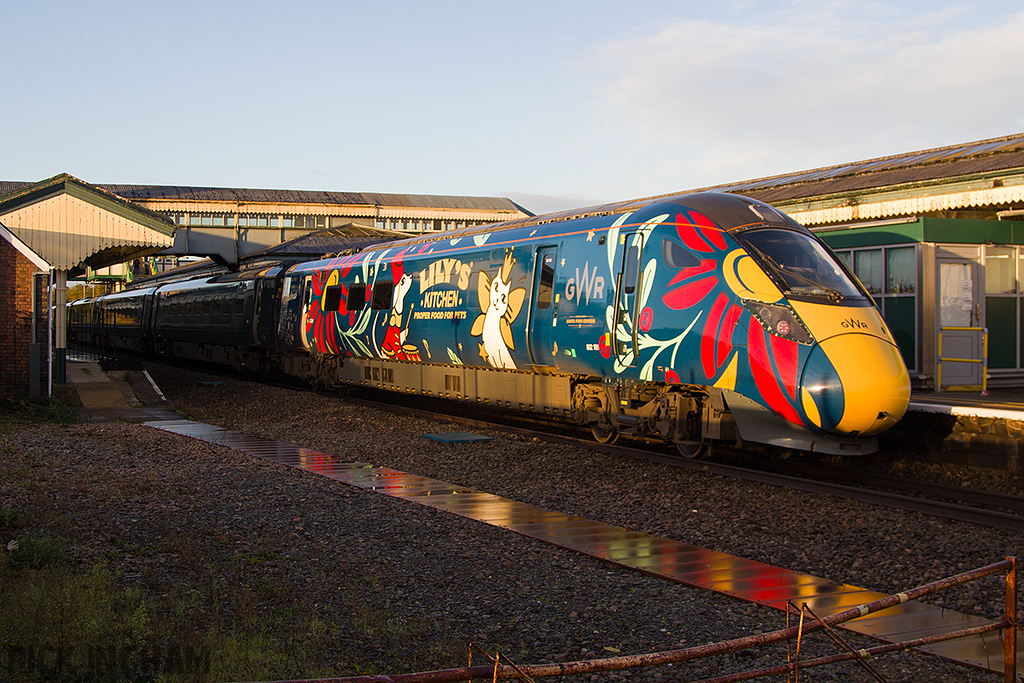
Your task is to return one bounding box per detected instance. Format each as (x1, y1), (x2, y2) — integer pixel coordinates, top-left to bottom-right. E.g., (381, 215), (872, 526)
(148, 419), (1016, 674)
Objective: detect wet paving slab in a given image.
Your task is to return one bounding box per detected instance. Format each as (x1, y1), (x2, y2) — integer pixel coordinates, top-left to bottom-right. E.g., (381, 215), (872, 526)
(146, 419), (1018, 675)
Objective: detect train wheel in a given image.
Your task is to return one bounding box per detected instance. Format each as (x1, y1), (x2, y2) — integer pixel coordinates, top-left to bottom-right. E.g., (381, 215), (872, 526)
(591, 422), (619, 445)
(676, 441), (710, 459)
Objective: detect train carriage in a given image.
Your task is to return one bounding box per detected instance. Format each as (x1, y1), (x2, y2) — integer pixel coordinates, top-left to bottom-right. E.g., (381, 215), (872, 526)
(73, 192), (909, 456)
(89, 287), (159, 354)
(149, 267), (285, 373)
(278, 192), (911, 456)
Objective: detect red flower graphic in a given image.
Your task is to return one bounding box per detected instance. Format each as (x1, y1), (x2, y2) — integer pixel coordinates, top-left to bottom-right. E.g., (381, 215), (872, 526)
(305, 271), (338, 354)
(638, 306), (653, 332)
(747, 318), (801, 425)
(661, 210), (745, 381)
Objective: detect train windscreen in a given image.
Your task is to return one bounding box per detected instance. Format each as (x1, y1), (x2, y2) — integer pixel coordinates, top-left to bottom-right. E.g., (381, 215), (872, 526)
(737, 228), (868, 302)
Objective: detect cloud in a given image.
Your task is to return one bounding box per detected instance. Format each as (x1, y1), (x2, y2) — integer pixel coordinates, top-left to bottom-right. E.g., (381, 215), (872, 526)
(586, 4), (1024, 186)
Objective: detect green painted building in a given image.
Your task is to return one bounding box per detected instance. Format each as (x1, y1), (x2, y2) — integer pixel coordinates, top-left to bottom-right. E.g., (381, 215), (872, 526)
(693, 133), (1024, 389)
(818, 218), (1024, 388)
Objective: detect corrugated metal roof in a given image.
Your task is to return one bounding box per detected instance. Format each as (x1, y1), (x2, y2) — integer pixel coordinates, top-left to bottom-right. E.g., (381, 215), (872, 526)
(0, 175), (174, 234)
(0, 182), (528, 214)
(0, 181), (30, 196)
(98, 184), (525, 213)
(243, 223), (408, 258)
(128, 224), (413, 289)
(694, 132), (1024, 203)
(4, 133), (1022, 230)
(0, 174), (175, 271)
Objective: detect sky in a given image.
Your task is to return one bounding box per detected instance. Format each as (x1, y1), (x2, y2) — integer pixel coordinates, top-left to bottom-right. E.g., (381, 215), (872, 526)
(3, 1), (1023, 214)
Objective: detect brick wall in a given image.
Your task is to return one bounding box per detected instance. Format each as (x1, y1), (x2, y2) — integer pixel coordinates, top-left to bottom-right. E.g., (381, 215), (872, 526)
(0, 238), (43, 400)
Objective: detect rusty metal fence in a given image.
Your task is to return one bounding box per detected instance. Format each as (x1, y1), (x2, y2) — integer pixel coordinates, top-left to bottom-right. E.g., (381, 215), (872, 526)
(243, 558), (1019, 683)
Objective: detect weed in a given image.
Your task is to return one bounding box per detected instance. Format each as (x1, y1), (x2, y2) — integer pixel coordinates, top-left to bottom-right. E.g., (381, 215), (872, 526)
(0, 553), (346, 683)
(0, 562), (153, 681)
(0, 391), (79, 429)
(4, 532), (66, 571)
(0, 507), (27, 534)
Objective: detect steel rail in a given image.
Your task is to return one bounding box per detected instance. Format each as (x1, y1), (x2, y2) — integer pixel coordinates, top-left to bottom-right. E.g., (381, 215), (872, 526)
(604, 442), (1024, 532)
(774, 459), (1024, 513)
(147, 359), (1024, 533)
(341, 393), (1024, 533)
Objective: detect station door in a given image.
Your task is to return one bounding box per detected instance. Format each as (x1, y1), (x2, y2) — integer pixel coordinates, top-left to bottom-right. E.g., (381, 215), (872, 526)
(937, 258), (983, 387)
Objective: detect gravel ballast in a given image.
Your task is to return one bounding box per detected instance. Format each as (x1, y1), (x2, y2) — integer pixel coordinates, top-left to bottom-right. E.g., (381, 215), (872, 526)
(2, 362), (1022, 682)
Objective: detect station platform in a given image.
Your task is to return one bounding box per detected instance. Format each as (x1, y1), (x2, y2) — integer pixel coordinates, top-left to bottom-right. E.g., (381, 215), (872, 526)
(896, 389), (1024, 473)
(911, 387), (1024, 417)
(64, 360), (178, 422)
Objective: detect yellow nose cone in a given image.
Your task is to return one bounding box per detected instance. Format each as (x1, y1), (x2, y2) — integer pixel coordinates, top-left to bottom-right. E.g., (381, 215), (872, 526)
(817, 334), (911, 436)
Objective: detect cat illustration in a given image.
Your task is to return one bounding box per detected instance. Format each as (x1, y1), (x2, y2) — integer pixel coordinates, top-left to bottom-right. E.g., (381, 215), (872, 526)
(471, 248), (525, 369)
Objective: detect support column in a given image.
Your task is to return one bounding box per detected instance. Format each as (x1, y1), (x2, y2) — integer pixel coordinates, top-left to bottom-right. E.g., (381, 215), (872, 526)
(53, 269), (67, 384)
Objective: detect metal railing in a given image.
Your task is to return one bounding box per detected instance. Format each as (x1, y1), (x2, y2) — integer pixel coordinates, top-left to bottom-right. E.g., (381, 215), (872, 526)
(937, 325), (989, 394)
(240, 558), (1020, 683)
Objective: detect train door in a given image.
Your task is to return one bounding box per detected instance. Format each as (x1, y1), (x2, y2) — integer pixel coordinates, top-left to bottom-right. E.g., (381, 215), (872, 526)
(254, 272), (280, 347)
(277, 273), (305, 349)
(300, 275), (315, 349)
(937, 257), (983, 387)
(612, 232), (643, 366)
(528, 246), (558, 366)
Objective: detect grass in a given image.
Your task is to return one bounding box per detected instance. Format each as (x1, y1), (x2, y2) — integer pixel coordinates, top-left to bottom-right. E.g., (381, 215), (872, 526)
(0, 386), (80, 431)
(0, 538), (342, 682)
(0, 385), (469, 681)
(0, 517), (463, 682)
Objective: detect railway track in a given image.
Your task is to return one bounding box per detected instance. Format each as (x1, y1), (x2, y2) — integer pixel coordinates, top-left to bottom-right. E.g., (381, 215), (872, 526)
(140, 359), (1024, 534)
(339, 388), (1024, 533)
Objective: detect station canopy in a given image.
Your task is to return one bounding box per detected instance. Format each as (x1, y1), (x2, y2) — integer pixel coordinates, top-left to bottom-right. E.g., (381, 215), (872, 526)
(0, 173), (174, 275)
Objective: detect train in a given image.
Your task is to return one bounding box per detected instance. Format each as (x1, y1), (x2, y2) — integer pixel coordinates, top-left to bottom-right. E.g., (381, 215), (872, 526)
(69, 191), (911, 457)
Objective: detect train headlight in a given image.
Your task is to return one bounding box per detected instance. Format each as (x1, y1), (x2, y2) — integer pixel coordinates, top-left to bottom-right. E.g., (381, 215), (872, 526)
(742, 300), (813, 344)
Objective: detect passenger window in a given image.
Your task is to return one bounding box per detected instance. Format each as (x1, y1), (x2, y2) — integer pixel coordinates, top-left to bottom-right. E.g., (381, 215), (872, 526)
(538, 253), (555, 309)
(324, 285), (344, 312)
(348, 284), (367, 311)
(624, 245), (640, 295)
(663, 238), (699, 269)
(370, 281), (393, 310)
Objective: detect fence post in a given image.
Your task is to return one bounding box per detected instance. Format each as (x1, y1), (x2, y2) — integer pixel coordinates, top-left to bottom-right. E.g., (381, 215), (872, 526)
(1006, 556), (1017, 683)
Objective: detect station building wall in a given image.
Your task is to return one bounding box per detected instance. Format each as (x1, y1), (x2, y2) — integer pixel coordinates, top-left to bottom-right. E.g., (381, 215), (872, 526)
(819, 217), (1024, 388)
(0, 238), (43, 400)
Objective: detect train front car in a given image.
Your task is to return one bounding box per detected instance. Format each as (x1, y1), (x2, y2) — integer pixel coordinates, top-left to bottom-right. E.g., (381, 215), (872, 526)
(285, 190), (909, 458)
(644, 193), (911, 455)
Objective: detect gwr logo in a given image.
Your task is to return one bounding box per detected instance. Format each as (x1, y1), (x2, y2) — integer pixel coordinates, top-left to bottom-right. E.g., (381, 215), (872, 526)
(565, 263), (606, 306)
(841, 318), (869, 329)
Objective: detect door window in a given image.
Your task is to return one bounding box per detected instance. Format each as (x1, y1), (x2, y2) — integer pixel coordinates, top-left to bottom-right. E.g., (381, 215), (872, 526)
(939, 262), (973, 328)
